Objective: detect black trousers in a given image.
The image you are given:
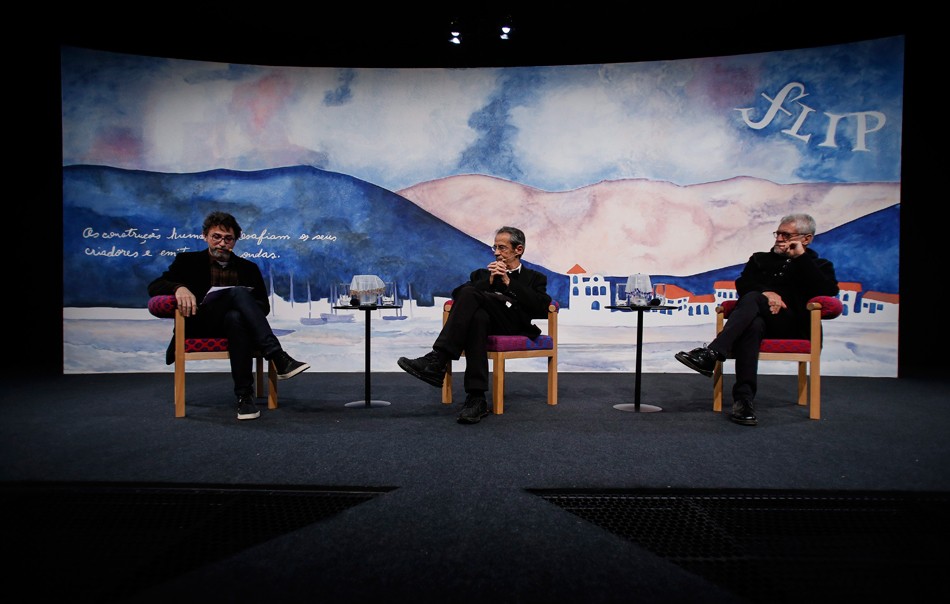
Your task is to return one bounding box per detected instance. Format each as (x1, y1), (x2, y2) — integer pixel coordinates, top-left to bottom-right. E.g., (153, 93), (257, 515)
(434, 285), (528, 394)
(186, 287), (282, 397)
(708, 291), (800, 403)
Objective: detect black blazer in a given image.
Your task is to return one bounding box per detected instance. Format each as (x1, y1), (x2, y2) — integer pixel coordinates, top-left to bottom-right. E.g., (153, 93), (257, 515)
(454, 265), (552, 337)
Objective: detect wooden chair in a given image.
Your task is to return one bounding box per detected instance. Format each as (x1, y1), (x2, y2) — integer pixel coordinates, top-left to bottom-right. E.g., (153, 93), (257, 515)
(712, 295), (843, 420)
(441, 300), (559, 415)
(147, 295), (278, 418)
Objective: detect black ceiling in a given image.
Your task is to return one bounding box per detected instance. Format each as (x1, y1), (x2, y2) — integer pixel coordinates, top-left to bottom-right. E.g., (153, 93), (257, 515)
(55, 8), (912, 69)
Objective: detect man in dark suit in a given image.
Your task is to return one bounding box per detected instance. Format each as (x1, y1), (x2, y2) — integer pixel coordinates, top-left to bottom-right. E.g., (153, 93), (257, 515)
(148, 211), (309, 420)
(398, 226), (551, 424)
(674, 213), (838, 426)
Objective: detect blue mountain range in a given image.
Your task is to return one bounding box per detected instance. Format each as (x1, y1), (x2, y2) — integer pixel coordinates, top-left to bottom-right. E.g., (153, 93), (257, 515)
(62, 165), (899, 308)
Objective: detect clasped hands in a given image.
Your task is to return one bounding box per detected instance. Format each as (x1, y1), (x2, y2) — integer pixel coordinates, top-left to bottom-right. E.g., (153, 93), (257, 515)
(488, 259), (510, 286)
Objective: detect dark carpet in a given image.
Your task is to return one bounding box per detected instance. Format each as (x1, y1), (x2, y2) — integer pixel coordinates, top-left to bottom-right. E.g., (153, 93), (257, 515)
(3, 371), (949, 603)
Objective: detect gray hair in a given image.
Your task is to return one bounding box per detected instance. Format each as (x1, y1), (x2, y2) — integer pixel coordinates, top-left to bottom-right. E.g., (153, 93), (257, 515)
(496, 226), (526, 257)
(780, 213), (817, 236)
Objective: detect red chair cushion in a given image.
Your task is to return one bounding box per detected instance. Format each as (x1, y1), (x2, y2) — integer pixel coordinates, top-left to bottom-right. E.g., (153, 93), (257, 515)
(487, 335), (554, 352)
(184, 338), (230, 353)
(759, 339), (811, 354)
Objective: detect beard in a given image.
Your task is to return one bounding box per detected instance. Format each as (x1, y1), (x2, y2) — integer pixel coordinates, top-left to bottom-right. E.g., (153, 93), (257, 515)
(210, 247), (231, 261)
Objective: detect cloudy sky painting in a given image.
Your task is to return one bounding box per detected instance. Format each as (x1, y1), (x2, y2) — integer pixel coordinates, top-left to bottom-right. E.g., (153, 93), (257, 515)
(61, 37), (903, 192)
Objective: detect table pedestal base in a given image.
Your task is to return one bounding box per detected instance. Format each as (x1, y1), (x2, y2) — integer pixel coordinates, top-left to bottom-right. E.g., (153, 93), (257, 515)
(345, 400), (391, 408)
(613, 403), (662, 413)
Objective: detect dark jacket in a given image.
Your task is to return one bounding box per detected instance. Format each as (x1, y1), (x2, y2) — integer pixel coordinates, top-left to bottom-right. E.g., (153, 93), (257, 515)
(735, 246), (839, 336)
(147, 250), (270, 363)
(454, 265), (552, 337)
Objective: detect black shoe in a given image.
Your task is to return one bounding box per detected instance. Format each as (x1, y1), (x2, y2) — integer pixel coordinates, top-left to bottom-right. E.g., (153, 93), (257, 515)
(457, 394), (489, 424)
(730, 399), (757, 426)
(236, 394), (260, 420)
(271, 351), (310, 380)
(397, 351), (446, 388)
(674, 347), (720, 377)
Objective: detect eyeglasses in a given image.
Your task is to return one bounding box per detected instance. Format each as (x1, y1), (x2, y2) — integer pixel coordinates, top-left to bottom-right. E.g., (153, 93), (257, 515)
(491, 244), (511, 252)
(209, 233), (235, 244)
(772, 231), (809, 241)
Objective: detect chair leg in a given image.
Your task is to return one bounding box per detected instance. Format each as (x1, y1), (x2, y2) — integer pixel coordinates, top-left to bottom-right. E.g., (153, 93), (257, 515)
(442, 361), (453, 404)
(255, 356), (265, 398)
(491, 357), (506, 415)
(546, 355), (557, 406)
(174, 360), (186, 418)
(267, 360), (279, 410)
(712, 360), (724, 412)
(809, 359), (821, 420)
(796, 362), (808, 407)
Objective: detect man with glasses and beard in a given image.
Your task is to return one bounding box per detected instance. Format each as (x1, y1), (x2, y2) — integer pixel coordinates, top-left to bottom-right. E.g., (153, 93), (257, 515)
(397, 226), (552, 424)
(674, 213), (838, 426)
(148, 211), (309, 421)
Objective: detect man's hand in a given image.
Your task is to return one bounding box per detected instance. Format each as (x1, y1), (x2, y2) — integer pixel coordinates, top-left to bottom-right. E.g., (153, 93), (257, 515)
(786, 241), (806, 257)
(175, 287), (198, 317)
(774, 240), (806, 258)
(488, 259), (510, 286)
(764, 291), (786, 314)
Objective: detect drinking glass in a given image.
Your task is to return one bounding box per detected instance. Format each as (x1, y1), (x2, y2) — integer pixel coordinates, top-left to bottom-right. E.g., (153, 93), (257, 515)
(615, 282), (629, 306)
(653, 283), (668, 305)
(380, 282), (397, 306)
(626, 273), (653, 306)
(337, 283), (351, 306)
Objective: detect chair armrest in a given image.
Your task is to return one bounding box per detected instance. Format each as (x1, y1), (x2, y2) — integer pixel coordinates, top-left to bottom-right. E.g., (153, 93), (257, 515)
(807, 295), (843, 320)
(717, 300), (737, 318)
(148, 295), (178, 318)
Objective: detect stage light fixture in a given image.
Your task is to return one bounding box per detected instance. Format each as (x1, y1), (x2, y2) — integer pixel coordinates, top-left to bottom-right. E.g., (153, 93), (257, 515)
(449, 19), (462, 45)
(499, 14), (513, 40)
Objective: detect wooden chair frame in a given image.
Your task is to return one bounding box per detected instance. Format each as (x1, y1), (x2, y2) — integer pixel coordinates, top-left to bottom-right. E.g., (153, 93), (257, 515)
(441, 300), (558, 415)
(148, 295), (277, 418)
(712, 295), (842, 420)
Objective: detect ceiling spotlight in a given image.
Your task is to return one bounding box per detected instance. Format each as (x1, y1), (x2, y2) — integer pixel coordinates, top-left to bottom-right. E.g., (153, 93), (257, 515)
(499, 15), (513, 40)
(449, 19), (462, 45)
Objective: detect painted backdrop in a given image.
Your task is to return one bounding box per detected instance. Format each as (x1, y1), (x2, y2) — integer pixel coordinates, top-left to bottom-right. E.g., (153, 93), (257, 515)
(61, 36), (904, 377)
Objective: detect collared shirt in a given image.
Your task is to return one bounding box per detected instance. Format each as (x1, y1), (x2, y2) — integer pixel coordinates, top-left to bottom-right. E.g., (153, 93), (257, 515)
(209, 252), (239, 286)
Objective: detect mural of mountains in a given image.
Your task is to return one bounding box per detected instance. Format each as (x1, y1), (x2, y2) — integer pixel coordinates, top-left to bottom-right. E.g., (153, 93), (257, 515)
(62, 165), (899, 309)
(398, 174), (900, 278)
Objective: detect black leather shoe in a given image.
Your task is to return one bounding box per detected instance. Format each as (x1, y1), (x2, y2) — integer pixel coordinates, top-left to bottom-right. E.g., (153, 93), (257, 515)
(457, 394), (489, 424)
(730, 399), (757, 426)
(674, 347), (720, 377)
(271, 351), (310, 380)
(397, 351), (446, 388)
(236, 394), (260, 420)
